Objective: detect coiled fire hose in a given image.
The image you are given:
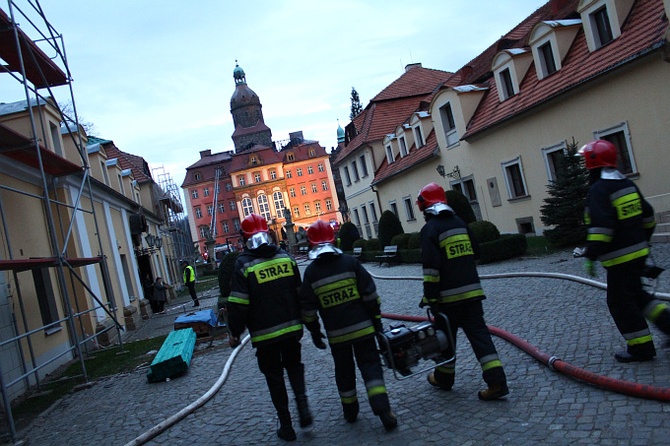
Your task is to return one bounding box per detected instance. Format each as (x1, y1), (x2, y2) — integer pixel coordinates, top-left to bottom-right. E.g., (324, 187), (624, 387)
(375, 270), (670, 403)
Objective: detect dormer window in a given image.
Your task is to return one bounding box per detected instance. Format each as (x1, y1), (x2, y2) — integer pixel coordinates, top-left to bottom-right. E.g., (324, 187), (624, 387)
(287, 152), (295, 162)
(439, 102), (459, 147)
(492, 49), (532, 102)
(413, 125), (424, 148)
(250, 156), (258, 165)
(538, 42), (557, 76)
(194, 172), (202, 181)
(399, 136), (408, 156)
(308, 149), (315, 157)
(385, 145), (394, 164)
(578, 0), (633, 52)
(530, 19), (581, 80)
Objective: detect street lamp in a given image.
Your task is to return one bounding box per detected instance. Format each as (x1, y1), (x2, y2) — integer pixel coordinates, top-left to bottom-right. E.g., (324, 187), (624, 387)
(145, 233), (156, 248)
(436, 164), (461, 180)
(155, 237), (162, 249)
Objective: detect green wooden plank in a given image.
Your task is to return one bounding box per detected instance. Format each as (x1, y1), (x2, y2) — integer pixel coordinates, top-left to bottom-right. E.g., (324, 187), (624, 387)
(147, 328), (197, 383)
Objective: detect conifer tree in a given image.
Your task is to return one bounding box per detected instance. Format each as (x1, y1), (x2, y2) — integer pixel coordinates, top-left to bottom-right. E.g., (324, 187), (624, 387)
(350, 87), (363, 120)
(540, 138), (590, 247)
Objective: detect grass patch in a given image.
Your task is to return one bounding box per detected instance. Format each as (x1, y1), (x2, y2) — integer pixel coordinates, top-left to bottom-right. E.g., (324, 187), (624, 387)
(524, 236), (565, 256)
(10, 335), (166, 430)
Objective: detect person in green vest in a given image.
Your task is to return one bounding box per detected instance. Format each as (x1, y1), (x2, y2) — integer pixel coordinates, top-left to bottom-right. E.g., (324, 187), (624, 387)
(180, 260), (199, 307)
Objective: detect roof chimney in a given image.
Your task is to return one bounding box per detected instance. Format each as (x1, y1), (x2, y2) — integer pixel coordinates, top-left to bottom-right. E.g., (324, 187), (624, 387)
(289, 131), (304, 145)
(405, 63), (422, 72)
(200, 149), (211, 159)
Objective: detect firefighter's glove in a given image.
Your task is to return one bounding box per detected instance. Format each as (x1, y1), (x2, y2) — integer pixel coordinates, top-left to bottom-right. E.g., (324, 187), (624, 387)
(311, 331), (327, 350)
(584, 259), (596, 277)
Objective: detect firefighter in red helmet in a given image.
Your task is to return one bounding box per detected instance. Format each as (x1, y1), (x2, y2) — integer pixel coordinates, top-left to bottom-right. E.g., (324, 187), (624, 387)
(226, 213), (312, 441)
(299, 220), (398, 431)
(579, 140), (669, 362)
(416, 182), (509, 400)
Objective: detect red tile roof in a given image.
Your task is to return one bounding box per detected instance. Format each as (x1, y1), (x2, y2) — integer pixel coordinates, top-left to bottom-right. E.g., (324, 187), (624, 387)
(334, 66), (453, 164)
(103, 143), (153, 184)
(281, 141), (328, 163)
(228, 145), (284, 173)
(463, 0), (667, 138)
(372, 129), (439, 186)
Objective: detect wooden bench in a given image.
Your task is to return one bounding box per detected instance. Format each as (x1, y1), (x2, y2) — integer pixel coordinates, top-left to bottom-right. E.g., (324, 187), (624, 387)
(352, 247), (362, 259)
(376, 245), (398, 266)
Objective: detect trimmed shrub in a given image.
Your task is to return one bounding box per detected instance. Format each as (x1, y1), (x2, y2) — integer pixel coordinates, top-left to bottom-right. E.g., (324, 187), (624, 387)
(378, 210), (404, 247)
(468, 220), (500, 244)
(408, 232), (421, 249)
(478, 234), (527, 264)
(391, 233), (412, 249)
(217, 251), (241, 310)
(445, 189), (476, 224)
(338, 222), (360, 252)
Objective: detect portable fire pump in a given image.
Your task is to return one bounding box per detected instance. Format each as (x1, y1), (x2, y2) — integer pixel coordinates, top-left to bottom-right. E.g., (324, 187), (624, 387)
(377, 311), (456, 380)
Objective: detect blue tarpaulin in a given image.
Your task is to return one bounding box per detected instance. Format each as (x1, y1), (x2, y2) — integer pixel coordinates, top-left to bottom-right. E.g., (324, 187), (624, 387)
(174, 309), (218, 327)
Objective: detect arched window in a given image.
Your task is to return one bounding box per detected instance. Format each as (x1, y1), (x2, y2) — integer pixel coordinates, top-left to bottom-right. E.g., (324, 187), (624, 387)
(242, 197), (253, 216)
(273, 191), (285, 216)
(257, 194), (271, 220)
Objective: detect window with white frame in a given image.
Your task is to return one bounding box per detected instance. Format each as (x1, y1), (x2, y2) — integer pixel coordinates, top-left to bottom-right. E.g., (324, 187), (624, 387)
(307, 165), (314, 174)
(452, 177), (478, 203)
(542, 141), (568, 182)
(226, 183), (232, 191)
(100, 161), (110, 185)
(403, 196), (416, 221)
(315, 201), (322, 213)
(321, 180), (328, 191)
(229, 200), (236, 211)
(300, 185), (307, 195)
(203, 187), (210, 197)
(254, 172), (261, 183)
(233, 218), (241, 231)
(343, 166), (352, 186)
(199, 226), (208, 238)
(413, 125), (425, 148)
(399, 137), (408, 156)
(325, 198), (332, 210)
(238, 175), (246, 186)
(195, 207), (202, 218)
(304, 204), (311, 216)
(270, 170), (277, 179)
(311, 183), (317, 193)
(290, 187), (296, 198)
(207, 205), (214, 216)
(218, 202), (225, 213)
(318, 163), (324, 172)
(286, 170), (292, 179)
(273, 191), (285, 215)
(502, 157), (528, 199)
(439, 102), (459, 147)
(538, 41), (557, 77)
(590, 5), (614, 49)
(385, 145), (394, 164)
(257, 194), (271, 220)
(242, 197), (253, 216)
(359, 155), (369, 176)
(297, 168), (303, 177)
(499, 68), (515, 100)
(594, 122), (635, 174)
(293, 206), (300, 218)
(222, 221), (229, 233)
(191, 189), (198, 199)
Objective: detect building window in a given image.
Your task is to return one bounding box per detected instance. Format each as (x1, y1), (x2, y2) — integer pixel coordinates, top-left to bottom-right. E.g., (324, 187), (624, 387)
(386, 145), (394, 164)
(304, 204), (312, 216)
(542, 141), (568, 182)
(326, 198), (332, 210)
(218, 203), (225, 213)
(100, 160), (110, 185)
(230, 200), (236, 211)
(250, 156), (258, 165)
(321, 180), (328, 191)
(499, 68), (515, 100)
(195, 207), (202, 218)
(359, 155), (369, 177)
(389, 201), (398, 216)
(403, 197), (416, 221)
(399, 137), (408, 156)
(238, 175), (246, 186)
(273, 191), (285, 215)
(254, 172), (262, 183)
(32, 268), (60, 329)
(242, 197), (253, 216)
(286, 170), (292, 179)
(300, 185), (307, 195)
(270, 170), (277, 180)
(222, 221), (229, 233)
(257, 194), (271, 220)
(311, 183), (317, 193)
(369, 202), (378, 223)
(118, 174), (125, 195)
(191, 189), (198, 199)
(226, 183), (232, 191)
(290, 187), (296, 198)
(233, 218), (241, 231)
(297, 168), (303, 177)
(287, 153), (295, 161)
(308, 165), (314, 175)
(538, 42), (557, 77)
(309, 149), (316, 157)
(293, 206), (300, 218)
(594, 123), (635, 174)
(194, 172), (202, 181)
(351, 162), (360, 182)
(439, 103), (459, 147)
(207, 205), (214, 216)
(343, 166), (351, 186)
(352, 209), (362, 235)
(318, 163), (324, 172)
(414, 125), (425, 148)
(315, 201), (322, 213)
(591, 6), (613, 49)
(502, 157), (528, 199)
(203, 187), (210, 197)
(199, 226), (208, 238)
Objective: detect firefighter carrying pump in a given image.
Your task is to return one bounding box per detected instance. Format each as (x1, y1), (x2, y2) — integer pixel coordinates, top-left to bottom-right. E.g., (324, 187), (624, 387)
(378, 310), (456, 380)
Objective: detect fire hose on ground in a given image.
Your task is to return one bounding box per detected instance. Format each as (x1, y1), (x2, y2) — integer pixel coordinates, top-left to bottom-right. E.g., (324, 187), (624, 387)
(126, 271), (669, 444)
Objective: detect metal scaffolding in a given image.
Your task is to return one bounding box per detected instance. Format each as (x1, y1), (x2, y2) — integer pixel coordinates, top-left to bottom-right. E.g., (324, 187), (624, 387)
(0, 1), (123, 442)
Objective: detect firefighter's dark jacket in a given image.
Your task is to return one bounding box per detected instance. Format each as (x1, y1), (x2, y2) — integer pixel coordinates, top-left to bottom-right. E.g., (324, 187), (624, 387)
(420, 210), (485, 306)
(227, 244), (303, 347)
(300, 252), (381, 345)
(584, 172), (655, 267)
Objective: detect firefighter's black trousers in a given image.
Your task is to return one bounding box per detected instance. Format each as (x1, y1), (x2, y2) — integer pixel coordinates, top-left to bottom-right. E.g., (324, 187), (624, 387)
(435, 299), (506, 386)
(330, 336), (390, 415)
(256, 337), (305, 417)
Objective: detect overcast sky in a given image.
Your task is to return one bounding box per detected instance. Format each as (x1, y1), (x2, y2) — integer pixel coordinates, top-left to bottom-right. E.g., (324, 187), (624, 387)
(2, 0), (547, 188)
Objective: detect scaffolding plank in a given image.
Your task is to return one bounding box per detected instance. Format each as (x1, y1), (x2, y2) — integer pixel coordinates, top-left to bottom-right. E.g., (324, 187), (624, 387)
(146, 328), (197, 383)
(0, 256), (103, 272)
(0, 8), (68, 88)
